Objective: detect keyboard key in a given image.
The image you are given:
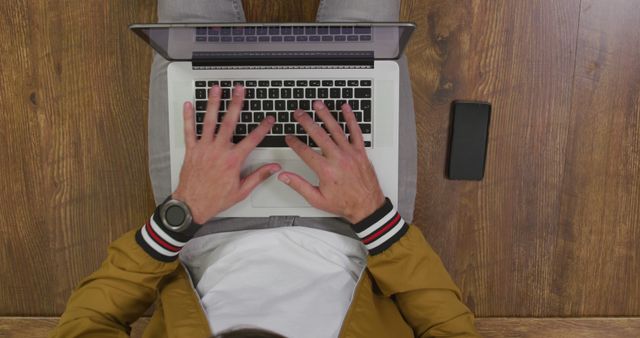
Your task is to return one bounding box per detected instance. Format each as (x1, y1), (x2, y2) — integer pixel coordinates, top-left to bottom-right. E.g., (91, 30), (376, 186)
(322, 80), (333, 86)
(318, 26), (329, 34)
(245, 88), (255, 99)
(266, 112), (277, 121)
(275, 100), (286, 110)
(296, 36), (308, 42)
(348, 99), (359, 110)
(281, 88), (292, 98)
(360, 35), (372, 41)
(221, 81), (232, 87)
(246, 36), (257, 42)
(296, 135), (308, 144)
(208, 36), (219, 42)
(242, 101), (249, 111)
(334, 35), (346, 41)
(271, 36), (282, 42)
(269, 88), (279, 98)
(364, 110), (371, 122)
(258, 80), (269, 87)
(318, 88), (329, 98)
(244, 27), (256, 35)
(334, 80), (346, 87)
(347, 35), (358, 41)
(272, 124), (283, 134)
(287, 100), (298, 110)
(281, 26), (292, 34)
(336, 99), (347, 108)
(310, 80), (321, 86)
(299, 100), (310, 110)
(278, 111), (289, 122)
(296, 80), (308, 86)
(195, 89), (206, 99)
(324, 100), (335, 110)
(235, 124), (247, 135)
(234, 36), (244, 42)
(309, 138), (318, 147)
(359, 124), (371, 134)
(341, 88), (353, 98)
(232, 27), (243, 35)
(196, 100), (207, 111)
(257, 88), (267, 98)
(269, 27), (280, 35)
(250, 100), (261, 110)
(241, 112), (252, 122)
(221, 36), (232, 42)
(293, 88), (304, 98)
(293, 26), (304, 35)
(258, 136), (287, 147)
(330, 88), (341, 98)
(341, 26), (353, 34)
(218, 112), (225, 122)
(248, 124), (259, 133)
(284, 36), (295, 42)
(322, 36), (333, 41)
(271, 80), (282, 86)
(354, 88), (371, 98)
(354, 27), (372, 34)
(354, 111), (362, 121)
(347, 80), (359, 86)
(257, 27), (268, 35)
(196, 112), (205, 123)
(330, 27), (341, 34)
(305, 88), (316, 98)
(305, 27), (316, 35)
(263, 100), (274, 110)
(254, 112), (265, 122)
(196, 36), (206, 42)
(195, 81), (206, 87)
(208, 27), (220, 35)
(284, 80), (295, 86)
(296, 124), (305, 134)
(208, 80), (219, 87)
(233, 80), (244, 86)
(196, 123), (203, 134)
(284, 123), (296, 134)
(364, 141), (371, 147)
(309, 36), (321, 42)
(360, 80), (372, 86)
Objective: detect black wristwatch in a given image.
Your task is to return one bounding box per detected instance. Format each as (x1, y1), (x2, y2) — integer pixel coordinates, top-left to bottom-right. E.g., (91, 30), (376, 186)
(158, 198), (195, 233)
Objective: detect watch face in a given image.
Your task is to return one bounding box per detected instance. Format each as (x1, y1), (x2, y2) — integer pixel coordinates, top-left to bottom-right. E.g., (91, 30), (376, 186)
(165, 205), (186, 226)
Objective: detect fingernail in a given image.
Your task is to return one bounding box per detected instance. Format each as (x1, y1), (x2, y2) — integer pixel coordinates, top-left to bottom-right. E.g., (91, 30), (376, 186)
(294, 110), (304, 117)
(269, 166), (279, 174)
(314, 100), (324, 109)
(266, 115), (275, 123)
(279, 174), (290, 184)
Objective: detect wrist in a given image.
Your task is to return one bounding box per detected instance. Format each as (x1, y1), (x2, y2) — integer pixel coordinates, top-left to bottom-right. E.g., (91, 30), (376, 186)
(346, 193), (385, 224)
(171, 190), (210, 225)
(349, 198), (409, 255)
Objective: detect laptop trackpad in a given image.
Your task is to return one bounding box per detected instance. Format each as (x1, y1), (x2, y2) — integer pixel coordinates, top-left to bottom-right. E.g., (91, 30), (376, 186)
(250, 160), (319, 208)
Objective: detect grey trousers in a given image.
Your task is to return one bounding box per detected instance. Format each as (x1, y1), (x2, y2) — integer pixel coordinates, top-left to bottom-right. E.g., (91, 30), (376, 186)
(148, 0), (417, 232)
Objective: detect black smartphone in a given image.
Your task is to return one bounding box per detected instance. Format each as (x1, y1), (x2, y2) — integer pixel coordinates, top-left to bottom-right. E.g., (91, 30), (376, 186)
(446, 101), (491, 180)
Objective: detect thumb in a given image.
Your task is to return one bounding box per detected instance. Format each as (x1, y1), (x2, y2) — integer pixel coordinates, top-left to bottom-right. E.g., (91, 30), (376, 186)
(278, 172), (326, 209)
(238, 163), (280, 199)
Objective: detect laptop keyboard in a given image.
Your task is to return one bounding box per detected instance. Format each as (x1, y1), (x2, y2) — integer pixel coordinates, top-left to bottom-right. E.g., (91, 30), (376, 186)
(195, 26), (373, 43)
(194, 79), (373, 148)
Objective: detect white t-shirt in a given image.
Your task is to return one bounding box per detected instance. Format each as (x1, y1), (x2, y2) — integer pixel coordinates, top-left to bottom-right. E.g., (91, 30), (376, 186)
(180, 227), (368, 338)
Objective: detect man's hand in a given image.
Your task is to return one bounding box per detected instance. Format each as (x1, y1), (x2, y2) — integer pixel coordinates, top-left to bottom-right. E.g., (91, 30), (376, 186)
(278, 101), (385, 224)
(173, 85), (280, 224)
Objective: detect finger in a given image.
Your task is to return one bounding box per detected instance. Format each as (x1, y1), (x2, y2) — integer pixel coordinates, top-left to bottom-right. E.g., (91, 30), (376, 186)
(285, 134), (325, 172)
(216, 85), (245, 143)
(342, 102), (364, 148)
(238, 163), (281, 199)
(202, 86), (222, 143)
(293, 109), (339, 155)
(236, 115), (276, 157)
(278, 171), (327, 209)
(314, 101), (349, 148)
(183, 101), (197, 148)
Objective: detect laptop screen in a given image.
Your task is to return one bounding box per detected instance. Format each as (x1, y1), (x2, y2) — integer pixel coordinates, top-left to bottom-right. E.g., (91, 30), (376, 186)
(130, 23), (415, 62)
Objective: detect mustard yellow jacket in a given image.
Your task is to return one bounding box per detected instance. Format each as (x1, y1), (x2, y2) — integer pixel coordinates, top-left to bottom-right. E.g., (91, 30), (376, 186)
(52, 222), (479, 337)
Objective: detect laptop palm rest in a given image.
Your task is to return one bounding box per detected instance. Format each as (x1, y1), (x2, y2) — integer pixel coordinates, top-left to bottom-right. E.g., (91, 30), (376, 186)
(250, 160), (318, 208)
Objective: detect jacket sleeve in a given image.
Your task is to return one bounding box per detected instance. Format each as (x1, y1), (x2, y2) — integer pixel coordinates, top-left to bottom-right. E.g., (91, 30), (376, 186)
(350, 198), (480, 337)
(51, 213), (195, 338)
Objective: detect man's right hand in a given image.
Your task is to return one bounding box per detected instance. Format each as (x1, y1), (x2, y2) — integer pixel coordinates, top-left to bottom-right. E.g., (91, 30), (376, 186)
(278, 101), (386, 224)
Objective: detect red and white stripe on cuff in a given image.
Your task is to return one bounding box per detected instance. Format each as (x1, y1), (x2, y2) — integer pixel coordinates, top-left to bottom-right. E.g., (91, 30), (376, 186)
(351, 199), (409, 255)
(136, 216), (188, 261)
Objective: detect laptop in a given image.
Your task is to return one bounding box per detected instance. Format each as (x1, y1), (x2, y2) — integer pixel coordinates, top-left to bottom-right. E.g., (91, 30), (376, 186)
(130, 22), (415, 217)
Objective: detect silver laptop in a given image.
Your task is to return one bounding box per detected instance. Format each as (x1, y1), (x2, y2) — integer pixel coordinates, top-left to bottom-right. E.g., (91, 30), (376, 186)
(130, 22), (415, 217)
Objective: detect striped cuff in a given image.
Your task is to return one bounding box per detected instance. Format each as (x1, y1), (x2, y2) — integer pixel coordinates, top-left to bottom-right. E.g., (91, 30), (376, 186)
(135, 210), (196, 262)
(351, 198), (409, 255)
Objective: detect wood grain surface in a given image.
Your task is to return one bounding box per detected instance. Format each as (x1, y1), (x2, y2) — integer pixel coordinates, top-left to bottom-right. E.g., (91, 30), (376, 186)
(0, 0), (638, 324)
(2, 316), (640, 338)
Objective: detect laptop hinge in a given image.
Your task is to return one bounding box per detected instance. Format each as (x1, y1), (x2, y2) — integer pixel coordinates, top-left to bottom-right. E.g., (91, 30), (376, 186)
(191, 51), (374, 69)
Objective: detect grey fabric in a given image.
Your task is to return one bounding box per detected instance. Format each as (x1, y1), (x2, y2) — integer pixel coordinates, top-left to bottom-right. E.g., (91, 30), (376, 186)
(147, 0), (417, 233)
